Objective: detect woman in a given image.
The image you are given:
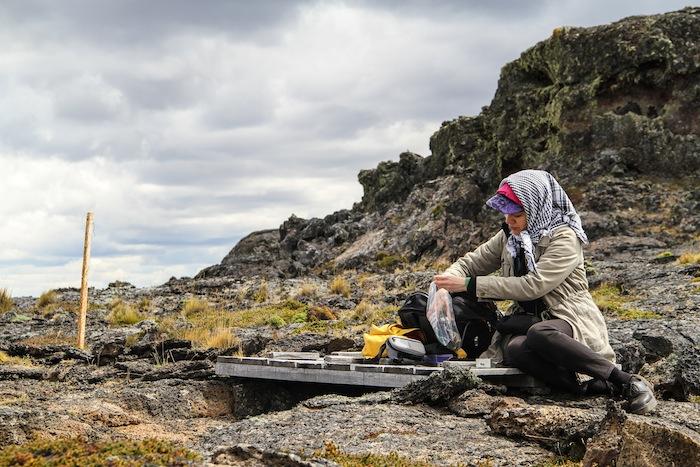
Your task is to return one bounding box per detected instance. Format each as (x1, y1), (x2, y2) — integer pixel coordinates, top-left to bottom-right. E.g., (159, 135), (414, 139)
(433, 169), (656, 415)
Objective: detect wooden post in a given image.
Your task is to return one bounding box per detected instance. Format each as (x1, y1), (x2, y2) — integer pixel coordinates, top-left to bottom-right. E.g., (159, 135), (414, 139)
(77, 212), (94, 350)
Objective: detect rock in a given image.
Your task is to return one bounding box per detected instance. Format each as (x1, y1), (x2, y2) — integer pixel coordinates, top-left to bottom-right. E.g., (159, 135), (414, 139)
(0, 365), (44, 381)
(448, 389), (517, 418)
(488, 398), (605, 458)
(392, 367), (483, 405)
(584, 401), (700, 467)
(141, 360), (214, 381)
(641, 345), (700, 401)
(210, 444), (334, 467)
(198, 398), (553, 466)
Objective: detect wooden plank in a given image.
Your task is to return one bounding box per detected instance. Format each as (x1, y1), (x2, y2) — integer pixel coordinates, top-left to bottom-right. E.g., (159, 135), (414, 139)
(331, 351), (364, 357)
(270, 352), (320, 360)
(215, 357), (545, 388)
(324, 355), (367, 364)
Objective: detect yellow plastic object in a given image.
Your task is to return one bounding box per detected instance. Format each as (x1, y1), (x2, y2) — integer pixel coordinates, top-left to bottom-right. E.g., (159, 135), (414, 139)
(361, 323), (418, 358)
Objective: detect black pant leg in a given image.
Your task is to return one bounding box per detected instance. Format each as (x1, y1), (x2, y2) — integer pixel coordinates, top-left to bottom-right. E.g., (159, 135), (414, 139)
(525, 319), (616, 381)
(504, 335), (581, 393)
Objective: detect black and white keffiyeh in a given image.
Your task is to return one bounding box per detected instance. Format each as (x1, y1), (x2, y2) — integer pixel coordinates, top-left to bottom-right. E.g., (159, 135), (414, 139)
(500, 170), (588, 273)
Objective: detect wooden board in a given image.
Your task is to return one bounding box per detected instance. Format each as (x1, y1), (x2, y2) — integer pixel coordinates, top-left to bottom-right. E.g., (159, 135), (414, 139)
(216, 356), (544, 388)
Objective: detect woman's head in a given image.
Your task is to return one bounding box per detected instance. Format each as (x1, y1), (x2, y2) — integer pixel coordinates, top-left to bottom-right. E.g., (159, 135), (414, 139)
(485, 169), (588, 245)
(486, 181), (527, 234)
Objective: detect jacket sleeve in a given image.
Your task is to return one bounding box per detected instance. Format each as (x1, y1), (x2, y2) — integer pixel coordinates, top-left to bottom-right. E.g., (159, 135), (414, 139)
(476, 228), (581, 301)
(443, 230), (505, 278)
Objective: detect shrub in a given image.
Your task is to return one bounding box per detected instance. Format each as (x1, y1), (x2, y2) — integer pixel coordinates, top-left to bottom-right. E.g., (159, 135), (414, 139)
(36, 290), (58, 309)
(0, 437), (200, 466)
(0, 288), (12, 313)
(330, 276), (351, 297)
(107, 300), (144, 326)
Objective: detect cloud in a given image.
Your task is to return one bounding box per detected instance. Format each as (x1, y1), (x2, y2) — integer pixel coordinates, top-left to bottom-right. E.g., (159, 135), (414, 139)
(0, 0), (691, 296)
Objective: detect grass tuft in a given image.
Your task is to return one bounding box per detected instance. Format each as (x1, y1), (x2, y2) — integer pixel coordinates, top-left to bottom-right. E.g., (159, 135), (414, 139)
(0, 288), (12, 314)
(678, 252), (700, 264)
(107, 299), (144, 326)
(308, 306), (337, 321)
(0, 351), (34, 367)
(0, 437), (200, 466)
(178, 326), (240, 350)
(181, 298), (212, 318)
(351, 301), (399, 325)
(376, 251), (405, 270)
(254, 280), (269, 303)
(36, 290), (58, 309)
(330, 276), (351, 297)
(297, 281), (318, 298)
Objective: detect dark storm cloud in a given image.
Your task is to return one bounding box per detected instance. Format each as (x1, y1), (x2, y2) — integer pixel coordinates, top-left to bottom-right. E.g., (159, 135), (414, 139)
(0, 0), (308, 45)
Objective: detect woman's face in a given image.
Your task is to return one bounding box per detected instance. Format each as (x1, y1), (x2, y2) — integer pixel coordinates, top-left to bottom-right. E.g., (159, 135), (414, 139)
(505, 211), (527, 235)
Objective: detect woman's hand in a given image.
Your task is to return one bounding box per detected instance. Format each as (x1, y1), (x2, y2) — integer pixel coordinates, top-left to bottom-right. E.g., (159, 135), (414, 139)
(433, 274), (467, 292)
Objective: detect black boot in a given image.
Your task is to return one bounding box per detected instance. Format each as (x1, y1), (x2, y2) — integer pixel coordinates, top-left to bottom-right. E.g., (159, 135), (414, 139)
(622, 374), (657, 415)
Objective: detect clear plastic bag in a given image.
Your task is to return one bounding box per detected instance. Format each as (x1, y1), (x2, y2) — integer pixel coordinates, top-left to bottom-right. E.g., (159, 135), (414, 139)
(426, 282), (461, 350)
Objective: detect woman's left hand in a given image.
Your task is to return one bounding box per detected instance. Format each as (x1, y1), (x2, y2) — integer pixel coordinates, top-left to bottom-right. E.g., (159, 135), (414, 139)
(433, 274), (467, 292)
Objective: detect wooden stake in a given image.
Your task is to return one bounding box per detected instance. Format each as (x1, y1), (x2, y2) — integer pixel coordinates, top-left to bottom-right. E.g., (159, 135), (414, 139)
(77, 212), (93, 350)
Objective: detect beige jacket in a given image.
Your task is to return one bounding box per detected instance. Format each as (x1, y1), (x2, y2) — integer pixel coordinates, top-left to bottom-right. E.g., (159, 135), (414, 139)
(445, 226), (615, 364)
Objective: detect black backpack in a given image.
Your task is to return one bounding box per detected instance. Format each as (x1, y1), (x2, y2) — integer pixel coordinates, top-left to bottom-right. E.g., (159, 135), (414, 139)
(398, 291), (499, 359)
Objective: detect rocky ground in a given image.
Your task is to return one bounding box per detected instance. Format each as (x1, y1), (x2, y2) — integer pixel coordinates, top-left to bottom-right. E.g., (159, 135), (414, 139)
(0, 238), (698, 465)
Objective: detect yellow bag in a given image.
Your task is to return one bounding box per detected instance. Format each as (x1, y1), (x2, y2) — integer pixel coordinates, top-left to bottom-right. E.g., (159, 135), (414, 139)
(361, 323), (418, 358)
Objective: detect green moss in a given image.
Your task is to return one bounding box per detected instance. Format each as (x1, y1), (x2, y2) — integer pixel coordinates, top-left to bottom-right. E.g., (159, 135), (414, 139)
(376, 252), (405, 270)
(267, 315), (286, 328)
(0, 437), (200, 466)
(591, 283), (660, 320)
(313, 441), (435, 467)
(431, 203), (445, 218)
(655, 251), (674, 259)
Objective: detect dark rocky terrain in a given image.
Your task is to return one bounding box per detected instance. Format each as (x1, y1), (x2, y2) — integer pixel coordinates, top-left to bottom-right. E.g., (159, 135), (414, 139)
(1, 7), (699, 466)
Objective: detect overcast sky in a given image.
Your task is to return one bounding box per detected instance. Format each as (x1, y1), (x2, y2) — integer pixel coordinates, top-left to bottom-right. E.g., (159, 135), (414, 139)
(0, 0), (691, 297)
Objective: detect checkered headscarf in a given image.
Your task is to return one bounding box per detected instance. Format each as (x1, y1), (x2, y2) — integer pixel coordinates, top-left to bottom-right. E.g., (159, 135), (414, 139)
(500, 170), (588, 272)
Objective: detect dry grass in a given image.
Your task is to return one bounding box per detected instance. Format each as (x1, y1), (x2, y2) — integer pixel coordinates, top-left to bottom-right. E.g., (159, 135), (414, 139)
(181, 298), (212, 318)
(0, 351), (34, 367)
(136, 298), (153, 313)
(297, 281), (318, 298)
(107, 300), (144, 326)
(0, 437), (200, 466)
(329, 276), (351, 297)
(36, 290), (58, 309)
(253, 280), (269, 303)
(0, 288), (12, 314)
(20, 331), (75, 347)
(350, 301), (399, 325)
(308, 306), (337, 321)
(678, 252), (700, 264)
(591, 283), (660, 320)
(314, 441), (434, 467)
(177, 326), (240, 350)
(183, 299), (309, 334)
